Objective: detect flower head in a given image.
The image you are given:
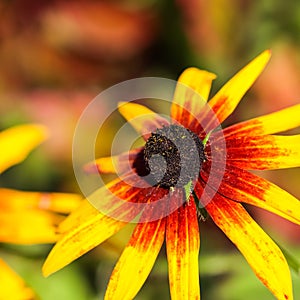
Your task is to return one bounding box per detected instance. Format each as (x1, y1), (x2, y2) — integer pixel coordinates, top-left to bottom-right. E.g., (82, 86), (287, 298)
(0, 124), (82, 298)
(43, 50), (300, 300)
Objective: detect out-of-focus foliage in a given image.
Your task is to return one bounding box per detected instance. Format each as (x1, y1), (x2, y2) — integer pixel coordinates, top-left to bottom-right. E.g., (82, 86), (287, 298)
(0, 0), (299, 299)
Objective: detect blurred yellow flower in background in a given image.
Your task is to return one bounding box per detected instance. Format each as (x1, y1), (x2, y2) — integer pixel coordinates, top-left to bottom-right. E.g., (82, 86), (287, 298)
(0, 124), (81, 299)
(0, 258), (36, 300)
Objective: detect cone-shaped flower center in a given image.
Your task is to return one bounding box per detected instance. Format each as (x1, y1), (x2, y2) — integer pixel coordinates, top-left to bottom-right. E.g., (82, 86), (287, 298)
(143, 124), (205, 189)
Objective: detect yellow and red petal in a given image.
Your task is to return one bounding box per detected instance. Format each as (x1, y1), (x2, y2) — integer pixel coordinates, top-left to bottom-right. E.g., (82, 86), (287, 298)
(201, 50), (271, 131)
(204, 194), (293, 300)
(118, 102), (169, 140)
(43, 174), (162, 276)
(104, 209), (166, 300)
(83, 147), (142, 174)
(0, 188), (81, 214)
(0, 210), (62, 244)
(58, 174), (162, 234)
(166, 192), (200, 300)
(0, 124), (48, 173)
(224, 134), (300, 170)
(200, 164), (300, 225)
(42, 201), (128, 277)
(171, 67), (216, 129)
(0, 259), (36, 300)
(221, 104), (300, 138)
(43, 199), (139, 276)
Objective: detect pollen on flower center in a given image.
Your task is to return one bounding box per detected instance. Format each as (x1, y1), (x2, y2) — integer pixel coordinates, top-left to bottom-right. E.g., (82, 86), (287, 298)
(143, 124), (205, 189)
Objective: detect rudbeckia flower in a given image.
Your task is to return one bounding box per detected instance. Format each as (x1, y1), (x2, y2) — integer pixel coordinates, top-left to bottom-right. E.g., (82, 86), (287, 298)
(0, 124), (82, 299)
(43, 50), (300, 300)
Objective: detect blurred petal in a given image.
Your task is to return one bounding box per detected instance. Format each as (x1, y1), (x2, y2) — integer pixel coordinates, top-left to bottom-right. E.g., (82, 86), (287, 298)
(84, 147), (142, 174)
(0, 188), (81, 213)
(224, 134), (300, 170)
(118, 102), (169, 140)
(205, 195), (293, 300)
(203, 50), (271, 131)
(0, 210), (62, 244)
(222, 104), (300, 138)
(166, 197), (200, 300)
(0, 124), (48, 173)
(105, 209), (166, 300)
(171, 67), (216, 128)
(0, 259), (36, 300)
(201, 164), (300, 225)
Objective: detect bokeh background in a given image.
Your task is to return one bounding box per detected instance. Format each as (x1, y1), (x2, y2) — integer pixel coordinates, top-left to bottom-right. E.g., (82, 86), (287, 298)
(1, 0), (300, 299)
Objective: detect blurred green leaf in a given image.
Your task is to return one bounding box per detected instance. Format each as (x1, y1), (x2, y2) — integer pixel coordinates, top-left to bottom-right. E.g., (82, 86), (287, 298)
(278, 245), (300, 276)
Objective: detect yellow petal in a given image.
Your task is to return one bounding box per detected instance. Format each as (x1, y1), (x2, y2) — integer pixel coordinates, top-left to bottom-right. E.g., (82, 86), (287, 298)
(84, 147), (142, 174)
(203, 50), (271, 130)
(224, 134), (300, 170)
(43, 204), (127, 277)
(166, 198), (200, 300)
(0, 124), (48, 173)
(171, 68), (216, 128)
(177, 68), (216, 101)
(118, 102), (169, 140)
(0, 210), (62, 244)
(105, 214), (166, 300)
(0, 259), (36, 300)
(0, 188), (81, 214)
(222, 104), (300, 138)
(205, 195), (293, 300)
(43, 175), (146, 276)
(57, 197), (101, 234)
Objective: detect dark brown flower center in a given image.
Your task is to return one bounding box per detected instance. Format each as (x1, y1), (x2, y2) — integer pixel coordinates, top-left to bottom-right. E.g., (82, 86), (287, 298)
(141, 124), (205, 189)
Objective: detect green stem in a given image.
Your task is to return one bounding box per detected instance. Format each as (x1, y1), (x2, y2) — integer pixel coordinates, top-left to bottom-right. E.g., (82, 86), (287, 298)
(202, 130), (213, 146)
(184, 180), (193, 202)
(192, 191), (209, 221)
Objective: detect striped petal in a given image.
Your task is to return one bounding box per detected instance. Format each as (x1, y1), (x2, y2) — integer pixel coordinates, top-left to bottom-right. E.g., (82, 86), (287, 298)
(171, 67), (216, 128)
(200, 164), (300, 225)
(84, 147), (142, 174)
(224, 134), (300, 170)
(0, 124), (48, 173)
(0, 188), (81, 213)
(205, 194), (293, 300)
(166, 194), (200, 300)
(104, 208), (166, 300)
(43, 175), (150, 276)
(221, 104), (300, 138)
(118, 102), (169, 140)
(202, 50), (271, 131)
(0, 259), (36, 300)
(0, 210), (62, 244)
